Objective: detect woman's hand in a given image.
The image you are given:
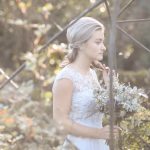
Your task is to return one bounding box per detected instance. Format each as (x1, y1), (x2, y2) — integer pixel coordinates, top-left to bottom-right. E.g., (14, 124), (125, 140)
(98, 125), (122, 140)
(93, 60), (110, 87)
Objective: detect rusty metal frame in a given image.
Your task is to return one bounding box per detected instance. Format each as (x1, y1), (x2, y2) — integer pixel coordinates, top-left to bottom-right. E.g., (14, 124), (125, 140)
(1, 0), (150, 149)
(0, 68), (18, 88)
(106, 0), (120, 148)
(118, 18), (150, 23)
(1, 0), (150, 89)
(0, 0), (105, 89)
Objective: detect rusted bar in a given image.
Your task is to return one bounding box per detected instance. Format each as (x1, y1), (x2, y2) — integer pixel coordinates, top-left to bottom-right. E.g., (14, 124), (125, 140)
(117, 25), (150, 53)
(104, 0), (111, 22)
(0, 64), (25, 89)
(0, 0), (105, 89)
(118, 0), (136, 17)
(0, 68), (19, 89)
(37, 0), (105, 52)
(118, 18), (150, 23)
(107, 0), (120, 149)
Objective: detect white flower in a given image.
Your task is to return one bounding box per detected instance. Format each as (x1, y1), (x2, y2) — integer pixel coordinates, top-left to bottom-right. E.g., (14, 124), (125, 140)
(93, 74), (148, 113)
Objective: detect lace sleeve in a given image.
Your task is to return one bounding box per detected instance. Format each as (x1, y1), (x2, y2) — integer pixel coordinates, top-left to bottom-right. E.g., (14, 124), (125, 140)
(55, 69), (73, 81)
(52, 68), (74, 92)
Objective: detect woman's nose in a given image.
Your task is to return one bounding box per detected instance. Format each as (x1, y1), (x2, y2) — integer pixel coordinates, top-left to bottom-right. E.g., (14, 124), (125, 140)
(101, 44), (106, 51)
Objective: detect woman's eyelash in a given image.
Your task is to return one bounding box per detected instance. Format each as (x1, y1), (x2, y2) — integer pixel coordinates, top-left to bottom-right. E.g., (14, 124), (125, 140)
(96, 41), (102, 43)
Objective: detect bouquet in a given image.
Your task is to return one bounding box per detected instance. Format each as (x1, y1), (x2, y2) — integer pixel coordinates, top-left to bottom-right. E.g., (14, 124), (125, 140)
(93, 73), (148, 148)
(93, 73), (148, 120)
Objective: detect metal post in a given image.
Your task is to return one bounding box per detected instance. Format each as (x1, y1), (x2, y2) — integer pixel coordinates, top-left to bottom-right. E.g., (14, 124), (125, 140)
(107, 0), (120, 149)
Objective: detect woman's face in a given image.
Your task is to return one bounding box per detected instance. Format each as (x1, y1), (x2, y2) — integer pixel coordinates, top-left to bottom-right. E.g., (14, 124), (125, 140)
(81, 29), (106, 62)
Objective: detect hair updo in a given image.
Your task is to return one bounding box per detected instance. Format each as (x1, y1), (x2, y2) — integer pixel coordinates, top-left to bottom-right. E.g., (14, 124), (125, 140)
(61, 17), (104, 67)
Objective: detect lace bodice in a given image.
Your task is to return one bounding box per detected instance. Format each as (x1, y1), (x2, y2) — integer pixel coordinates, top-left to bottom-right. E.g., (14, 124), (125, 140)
(53, 65), (104, 128)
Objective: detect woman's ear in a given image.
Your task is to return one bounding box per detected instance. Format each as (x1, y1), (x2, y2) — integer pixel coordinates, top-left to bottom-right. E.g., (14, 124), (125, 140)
(79, 42), (86, 51)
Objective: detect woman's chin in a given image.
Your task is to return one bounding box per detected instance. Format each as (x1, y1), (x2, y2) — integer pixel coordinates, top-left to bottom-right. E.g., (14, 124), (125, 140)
(97, 56), (103, 61)
(92, 56), (103, 62)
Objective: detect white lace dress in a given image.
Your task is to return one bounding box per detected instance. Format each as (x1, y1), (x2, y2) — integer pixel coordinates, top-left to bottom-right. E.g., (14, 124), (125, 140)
(53, 65), (110, 150)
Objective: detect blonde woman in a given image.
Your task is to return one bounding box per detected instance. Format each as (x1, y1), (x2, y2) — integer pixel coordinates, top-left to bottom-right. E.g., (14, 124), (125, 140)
(52, 17), (120, 150)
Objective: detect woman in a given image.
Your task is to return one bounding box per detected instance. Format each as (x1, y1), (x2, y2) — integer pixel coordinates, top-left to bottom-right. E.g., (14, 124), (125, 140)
(52, 17), (120, 150)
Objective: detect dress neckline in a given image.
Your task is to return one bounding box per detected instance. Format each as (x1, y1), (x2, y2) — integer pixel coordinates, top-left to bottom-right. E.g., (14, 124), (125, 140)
(66, 65), (92, 78)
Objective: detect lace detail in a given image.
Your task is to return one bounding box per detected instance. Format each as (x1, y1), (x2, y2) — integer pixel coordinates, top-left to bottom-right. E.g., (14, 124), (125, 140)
(54, 66), (110, 149)
(53, 66), (103, 127)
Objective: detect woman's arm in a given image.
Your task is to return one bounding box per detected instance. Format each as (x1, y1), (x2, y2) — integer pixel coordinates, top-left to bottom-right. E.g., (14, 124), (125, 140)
(52, 78), (119, 139)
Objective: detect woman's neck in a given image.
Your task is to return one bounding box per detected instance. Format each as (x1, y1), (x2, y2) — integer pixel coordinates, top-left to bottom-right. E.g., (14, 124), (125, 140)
(69, 54), (92, 74)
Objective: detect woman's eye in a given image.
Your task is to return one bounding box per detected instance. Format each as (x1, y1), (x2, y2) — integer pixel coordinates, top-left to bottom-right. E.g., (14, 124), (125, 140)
(96, 42), (101, 44)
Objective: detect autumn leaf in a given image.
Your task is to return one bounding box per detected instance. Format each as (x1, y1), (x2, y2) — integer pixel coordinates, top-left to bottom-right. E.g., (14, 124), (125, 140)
(3, 117), (15, 124)
(0, 109), (8, 116)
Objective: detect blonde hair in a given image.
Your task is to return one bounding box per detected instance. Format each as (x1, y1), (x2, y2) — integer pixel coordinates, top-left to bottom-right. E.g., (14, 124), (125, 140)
(61, 17), (104, 68)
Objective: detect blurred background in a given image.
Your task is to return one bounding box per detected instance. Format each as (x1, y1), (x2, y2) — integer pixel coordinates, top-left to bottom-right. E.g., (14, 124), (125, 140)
(0, 0), (150, 149)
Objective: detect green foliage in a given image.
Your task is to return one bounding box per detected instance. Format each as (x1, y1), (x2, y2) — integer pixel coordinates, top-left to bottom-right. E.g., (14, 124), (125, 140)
(119, 70), (150, 89)
(21, 43), (67, 103)
(0, 0), (150, 149)
(120, 108), (150, 149)
(0, 0), (150, 70)
(1, 44), (149, 149)
(0, 81), (64, 150)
